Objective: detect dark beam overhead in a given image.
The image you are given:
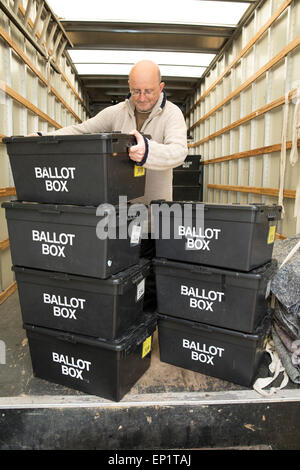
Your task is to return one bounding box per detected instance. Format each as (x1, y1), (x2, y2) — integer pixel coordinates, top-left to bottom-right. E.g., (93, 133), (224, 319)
(61, 21), (235, 54)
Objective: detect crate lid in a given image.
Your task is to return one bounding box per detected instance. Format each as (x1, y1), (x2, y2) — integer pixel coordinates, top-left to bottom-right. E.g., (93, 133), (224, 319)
(13, 259), (151, 295)
(24, 312), (157, 351)
(2, 200), (94, 215)
(150, 200), (282, 222)
(157, 311), (271, 341)
(151, 200), (281, 211)
(2, 132), (151, 145)
(153, 257), (278, 281)
(1, 200), (138, 218)
(2, 132), (131, 144)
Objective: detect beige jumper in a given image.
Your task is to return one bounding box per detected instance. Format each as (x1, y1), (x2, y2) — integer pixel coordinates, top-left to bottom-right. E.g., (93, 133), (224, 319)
(45, 91), (188, 204)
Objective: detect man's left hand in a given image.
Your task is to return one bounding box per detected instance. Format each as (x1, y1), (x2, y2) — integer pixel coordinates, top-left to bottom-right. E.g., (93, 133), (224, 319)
(128, 130), (145, 163)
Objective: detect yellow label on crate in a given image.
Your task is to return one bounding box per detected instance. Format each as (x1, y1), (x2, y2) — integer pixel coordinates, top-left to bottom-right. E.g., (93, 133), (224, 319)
(134, 165), (145, 177)
(142, 336), (152, 358)
(267, 225), (276, 244)
(263, 335), (269, 350)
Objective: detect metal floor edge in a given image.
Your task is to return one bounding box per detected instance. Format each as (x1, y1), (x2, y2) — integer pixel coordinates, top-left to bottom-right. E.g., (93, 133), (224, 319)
(1, 388), (300, 409)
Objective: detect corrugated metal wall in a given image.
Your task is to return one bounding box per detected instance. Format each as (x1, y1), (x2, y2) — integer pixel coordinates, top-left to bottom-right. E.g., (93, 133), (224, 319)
(186, 0), (300, 238)
(0, 0), (88, 301)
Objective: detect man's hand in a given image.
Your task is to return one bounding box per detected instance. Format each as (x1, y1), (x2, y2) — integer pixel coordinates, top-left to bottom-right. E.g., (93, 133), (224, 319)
(128, 130), (146, 163)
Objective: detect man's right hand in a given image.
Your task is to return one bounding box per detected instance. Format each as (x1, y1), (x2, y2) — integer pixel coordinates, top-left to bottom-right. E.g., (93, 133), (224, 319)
(128, 130), (146, 163)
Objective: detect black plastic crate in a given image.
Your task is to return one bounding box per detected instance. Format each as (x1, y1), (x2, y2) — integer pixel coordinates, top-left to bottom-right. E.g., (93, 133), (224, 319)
(14, 259), (151, 339)
(24, 313), (157, 401)
(3, 133), (146, 205)
(153, 201), (282, 271)
(176, 155), (202, 171)
(2, 201), (142, 278)
(153, 258), (277, 333)
(172, 186), (203, 201)
(157, 313), (270, 387)
(173, 169), (203, 186)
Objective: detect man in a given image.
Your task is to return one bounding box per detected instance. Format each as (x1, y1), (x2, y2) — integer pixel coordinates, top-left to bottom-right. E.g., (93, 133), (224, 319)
(33, 60), (188, 204)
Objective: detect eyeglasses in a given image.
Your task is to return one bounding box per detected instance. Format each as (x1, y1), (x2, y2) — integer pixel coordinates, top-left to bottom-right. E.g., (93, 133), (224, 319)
(130, 89), (156, 97)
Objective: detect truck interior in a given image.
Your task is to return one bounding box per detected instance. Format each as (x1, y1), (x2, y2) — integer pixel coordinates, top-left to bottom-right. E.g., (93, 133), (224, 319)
(0, 0), (299, 451)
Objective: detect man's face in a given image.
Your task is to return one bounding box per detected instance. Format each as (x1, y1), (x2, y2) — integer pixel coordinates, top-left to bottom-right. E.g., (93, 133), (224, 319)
(129, 75), (165, 113)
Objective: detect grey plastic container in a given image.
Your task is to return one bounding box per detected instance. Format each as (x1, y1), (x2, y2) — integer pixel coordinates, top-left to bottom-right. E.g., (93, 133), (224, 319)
(2, 201), (141, 278)
(153, 201), (282, 271)
(153, 257), (277, 333)
(3, 133), (146, 205)
(13, 259), (151, 339)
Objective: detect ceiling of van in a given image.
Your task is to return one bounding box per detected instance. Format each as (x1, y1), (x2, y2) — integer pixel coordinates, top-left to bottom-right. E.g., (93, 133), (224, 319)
(47, 0), (262, 115)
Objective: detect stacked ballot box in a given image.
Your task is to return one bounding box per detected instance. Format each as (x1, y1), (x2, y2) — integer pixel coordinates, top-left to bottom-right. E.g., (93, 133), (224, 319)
(173, 155), (203, 201)
(2, 133), (157, 402)
(152, 200), (282, 387)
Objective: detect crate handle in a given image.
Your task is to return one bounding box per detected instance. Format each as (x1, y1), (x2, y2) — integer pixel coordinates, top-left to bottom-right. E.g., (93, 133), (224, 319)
(57, 333), (77, 344)
(190, 266), (212, 275)
(131, 273), (144, 285)
(192, 322), (213, 332)
(36, 139), (61, 145)
(38, 208), (62, 214)
(49, 273), (71, 281)
(136, 332), (150, 346)
(126, 139), (137, 149)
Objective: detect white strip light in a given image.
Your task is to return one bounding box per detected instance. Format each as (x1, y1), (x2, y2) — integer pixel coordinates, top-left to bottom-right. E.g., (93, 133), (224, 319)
(68, 50), (215, 67)
(68, 50), (214, 78)
(47, 0), (250, 25)
(74, 63), (207, 78)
